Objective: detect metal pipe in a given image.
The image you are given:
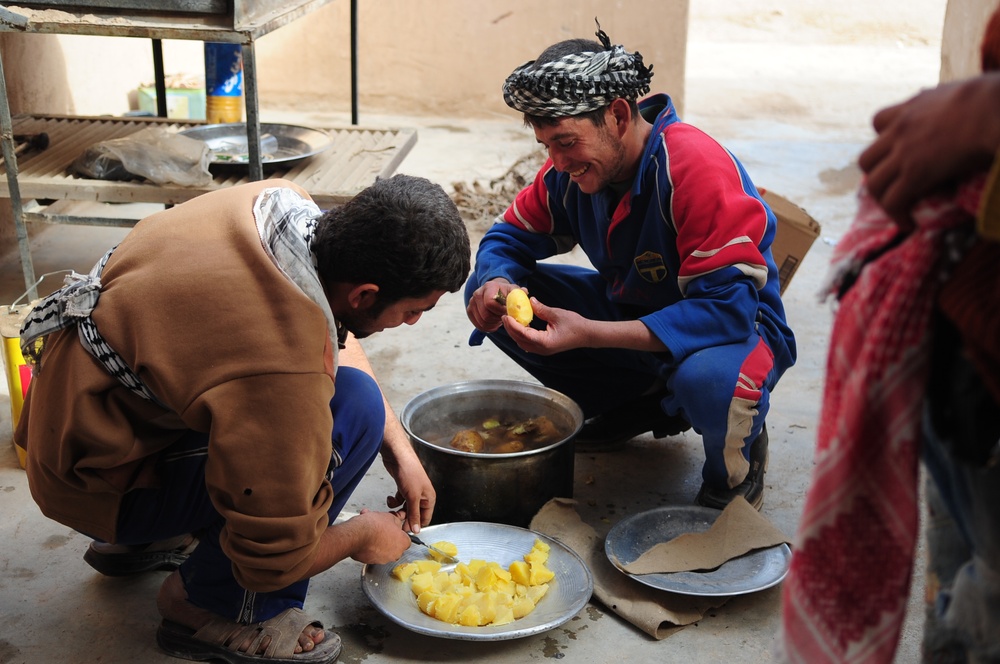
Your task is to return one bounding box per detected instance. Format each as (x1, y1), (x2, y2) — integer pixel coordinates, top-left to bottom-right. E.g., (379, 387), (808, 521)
(0, 48), (38, 299)
(350, 0), (357, 125)
(152, 38), (167, 117)
(242, 40), (263, 181)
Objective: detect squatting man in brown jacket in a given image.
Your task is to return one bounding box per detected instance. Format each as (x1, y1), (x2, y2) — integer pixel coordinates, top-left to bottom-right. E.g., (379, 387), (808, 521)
(15, 175), (471, 663)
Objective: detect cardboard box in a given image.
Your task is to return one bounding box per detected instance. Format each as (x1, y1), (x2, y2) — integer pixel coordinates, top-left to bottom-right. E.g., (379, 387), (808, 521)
(136, 86), (206, 120)
(761, 190), (821, 294)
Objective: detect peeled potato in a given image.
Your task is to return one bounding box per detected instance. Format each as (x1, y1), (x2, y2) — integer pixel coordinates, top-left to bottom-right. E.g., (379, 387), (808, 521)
(397, 539), (553, 627)
(428, 540), (459, 562)
(505, 288), (533, 326)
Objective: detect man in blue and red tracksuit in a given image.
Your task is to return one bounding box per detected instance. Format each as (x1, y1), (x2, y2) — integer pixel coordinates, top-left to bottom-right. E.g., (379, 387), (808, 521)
(465, 26), (796, 510)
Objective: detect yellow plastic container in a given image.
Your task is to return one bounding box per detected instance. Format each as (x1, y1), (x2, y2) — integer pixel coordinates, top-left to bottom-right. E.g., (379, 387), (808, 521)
(205, 94), (243, 124)
(1, 304), (32, 469)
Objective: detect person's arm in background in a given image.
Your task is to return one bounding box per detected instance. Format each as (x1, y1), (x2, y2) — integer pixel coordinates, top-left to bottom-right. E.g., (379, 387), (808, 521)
(858, 71), (1000, 222)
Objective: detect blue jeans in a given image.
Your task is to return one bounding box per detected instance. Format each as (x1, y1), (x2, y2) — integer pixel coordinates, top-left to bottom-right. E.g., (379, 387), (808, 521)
(465, 263), (778, 491)
(921, 406), (1000, 662)
(111, 366), (385, 622)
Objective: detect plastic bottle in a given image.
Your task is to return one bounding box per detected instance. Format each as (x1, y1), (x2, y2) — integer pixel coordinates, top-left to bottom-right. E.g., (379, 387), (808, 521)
(204, 42), (243, 124)
(1, 304), (32, 468)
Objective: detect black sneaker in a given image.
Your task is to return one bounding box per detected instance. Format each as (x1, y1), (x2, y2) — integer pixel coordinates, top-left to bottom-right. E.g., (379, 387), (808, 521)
(83, 534), (198, 576)
(696, 425), (769, 510)
(574, 391), (690, 452)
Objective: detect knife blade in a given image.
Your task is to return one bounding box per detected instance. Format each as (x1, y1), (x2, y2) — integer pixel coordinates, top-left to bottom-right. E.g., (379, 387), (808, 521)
(408, 533), (459, 564)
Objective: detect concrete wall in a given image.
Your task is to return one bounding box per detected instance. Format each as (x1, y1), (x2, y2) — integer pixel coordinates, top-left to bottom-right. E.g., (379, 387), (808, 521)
(2, 1), (689, 122)
(0, 1), (688, 256)
(256, 1), (689, 122)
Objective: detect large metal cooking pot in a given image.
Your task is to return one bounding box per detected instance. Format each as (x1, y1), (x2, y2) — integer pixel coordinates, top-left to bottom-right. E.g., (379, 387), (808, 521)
(400, 380), (584, 528)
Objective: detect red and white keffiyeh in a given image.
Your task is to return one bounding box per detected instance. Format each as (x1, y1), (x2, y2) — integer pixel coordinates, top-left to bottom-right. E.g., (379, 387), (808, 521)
(777, 174), (986, 664)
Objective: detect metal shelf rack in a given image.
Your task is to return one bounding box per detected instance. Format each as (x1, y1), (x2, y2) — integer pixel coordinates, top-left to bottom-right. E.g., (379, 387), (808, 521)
(0, 1), (380, 299)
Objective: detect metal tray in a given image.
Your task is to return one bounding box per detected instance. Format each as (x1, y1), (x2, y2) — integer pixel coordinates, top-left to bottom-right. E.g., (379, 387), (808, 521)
(605, 505), (791, 597)
(362, 521), (593, 641)
(178, 122), (332, 168)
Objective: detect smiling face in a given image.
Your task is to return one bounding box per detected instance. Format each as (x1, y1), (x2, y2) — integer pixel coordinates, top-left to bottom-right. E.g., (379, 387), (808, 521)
(338, 289), (447, 339)
(532, 112), (629, 194)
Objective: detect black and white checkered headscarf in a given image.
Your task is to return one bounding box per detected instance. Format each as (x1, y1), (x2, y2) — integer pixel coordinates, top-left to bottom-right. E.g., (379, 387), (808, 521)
(502, 24), (653, 118)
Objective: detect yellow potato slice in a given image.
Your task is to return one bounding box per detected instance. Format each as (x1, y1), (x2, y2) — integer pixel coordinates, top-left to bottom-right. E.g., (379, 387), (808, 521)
(458, 604), (482, 627)
(391, 562), (418, 581)
(493, 605), (516, 626)
(414, 560), (443, 574)
(428, 540), (459, 562)
(511, 596), (536, 619)
(410, 571), (436, 596)
(526, 584), (549, 603)
(416, 590), (439, 614)
(509, 560), (531, 587)
(396, 540), (553, 626)
(529, 562), (555, 585)
(433, 593), (463, 624)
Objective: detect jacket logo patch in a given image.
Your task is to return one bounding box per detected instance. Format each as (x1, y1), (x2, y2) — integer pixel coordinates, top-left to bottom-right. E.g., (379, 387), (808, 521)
(635, 251), (667, 283)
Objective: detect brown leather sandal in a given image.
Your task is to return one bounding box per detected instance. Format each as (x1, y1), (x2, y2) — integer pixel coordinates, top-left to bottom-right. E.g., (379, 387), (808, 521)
(156, 607), (342, 664)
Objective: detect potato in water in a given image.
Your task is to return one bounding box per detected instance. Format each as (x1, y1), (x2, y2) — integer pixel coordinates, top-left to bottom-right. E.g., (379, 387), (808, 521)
(449, 429), (485, 453)
(448, 415), (564, 454)
(491, 440), (525, 454)
(510, 416), (560, 442)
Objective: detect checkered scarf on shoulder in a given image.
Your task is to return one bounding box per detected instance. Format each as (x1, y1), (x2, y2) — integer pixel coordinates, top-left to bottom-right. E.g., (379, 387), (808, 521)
(502, 25), (653, 118)
(19, 186), (341, 408)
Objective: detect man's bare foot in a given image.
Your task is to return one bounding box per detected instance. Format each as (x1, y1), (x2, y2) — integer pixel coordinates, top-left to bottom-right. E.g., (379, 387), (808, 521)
(157, 570), (325, 654)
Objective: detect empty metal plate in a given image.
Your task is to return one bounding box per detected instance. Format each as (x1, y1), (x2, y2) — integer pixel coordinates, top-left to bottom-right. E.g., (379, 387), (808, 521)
(178, 122), (332, 167)
(605, 505), (791, 597)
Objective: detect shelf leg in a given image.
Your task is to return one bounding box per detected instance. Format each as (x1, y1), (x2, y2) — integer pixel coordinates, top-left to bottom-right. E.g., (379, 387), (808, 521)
(0, 47), (38, 301)
(152, 39), (167, 118)
(241, 40), (263, 182)
(351, 0), (358, 125)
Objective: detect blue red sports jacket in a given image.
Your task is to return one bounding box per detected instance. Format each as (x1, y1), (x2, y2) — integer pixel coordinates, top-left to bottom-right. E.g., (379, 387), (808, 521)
(473, 93), (796, 374)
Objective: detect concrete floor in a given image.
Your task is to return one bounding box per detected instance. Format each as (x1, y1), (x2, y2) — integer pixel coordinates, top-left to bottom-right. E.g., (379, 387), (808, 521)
(0, 1), (948, 662)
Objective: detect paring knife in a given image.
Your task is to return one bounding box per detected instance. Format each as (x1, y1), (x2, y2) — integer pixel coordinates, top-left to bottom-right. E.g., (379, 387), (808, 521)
(408, 533), (459, 564)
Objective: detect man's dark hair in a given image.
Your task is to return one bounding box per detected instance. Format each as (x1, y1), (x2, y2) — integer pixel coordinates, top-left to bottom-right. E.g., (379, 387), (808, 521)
(523, 38), (641, 128)
(312, 174), (470, 307)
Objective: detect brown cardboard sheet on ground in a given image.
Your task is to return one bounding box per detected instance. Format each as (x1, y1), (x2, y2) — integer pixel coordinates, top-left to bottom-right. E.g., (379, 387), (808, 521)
(620, 496), (792, 575)
(761, 189), (821, 294)
(530, 499), (728, 640)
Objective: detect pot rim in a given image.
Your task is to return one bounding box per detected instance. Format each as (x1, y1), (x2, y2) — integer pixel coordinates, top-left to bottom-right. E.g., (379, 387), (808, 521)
(400, 379), (584, 459)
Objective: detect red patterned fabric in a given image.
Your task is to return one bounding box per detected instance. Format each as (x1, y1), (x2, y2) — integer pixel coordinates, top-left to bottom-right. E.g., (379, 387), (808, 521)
(778, 175), (986, 664)
(938, 236), (1000, 406)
